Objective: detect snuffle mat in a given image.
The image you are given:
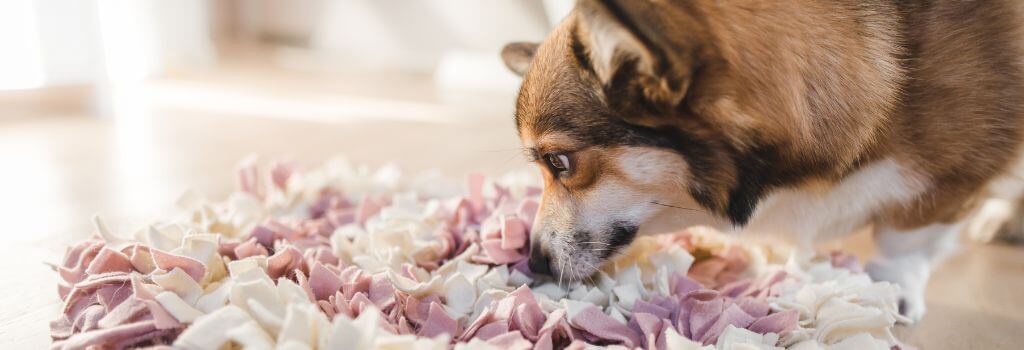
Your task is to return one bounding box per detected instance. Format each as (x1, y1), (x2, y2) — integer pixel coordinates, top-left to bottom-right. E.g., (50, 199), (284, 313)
(51, 157), (913, 350)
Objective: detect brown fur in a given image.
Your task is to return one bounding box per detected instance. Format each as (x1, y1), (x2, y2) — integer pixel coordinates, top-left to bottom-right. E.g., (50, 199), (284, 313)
(507, 0), (1024, 232)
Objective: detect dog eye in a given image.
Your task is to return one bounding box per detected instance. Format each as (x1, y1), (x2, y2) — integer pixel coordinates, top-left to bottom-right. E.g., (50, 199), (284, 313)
(544, 153), (571, 174)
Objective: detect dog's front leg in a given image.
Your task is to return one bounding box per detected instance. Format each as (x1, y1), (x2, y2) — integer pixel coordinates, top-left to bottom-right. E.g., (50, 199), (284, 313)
(866, 222), (961, 321)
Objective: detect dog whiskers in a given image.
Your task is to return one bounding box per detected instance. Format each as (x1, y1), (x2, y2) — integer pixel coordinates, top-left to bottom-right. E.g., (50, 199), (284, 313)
(580, 241), (610, 246)
(570, 260), (583, 286)
(650, 200), (705, 212)
(558, 255), (566, 288)
(569, 264), (576, 286)
(579, 260), (599, 286)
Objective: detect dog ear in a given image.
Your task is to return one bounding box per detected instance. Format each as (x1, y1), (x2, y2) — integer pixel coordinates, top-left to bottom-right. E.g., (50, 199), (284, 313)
(501, 42), (540, 76)
(576, 0), (705, 118)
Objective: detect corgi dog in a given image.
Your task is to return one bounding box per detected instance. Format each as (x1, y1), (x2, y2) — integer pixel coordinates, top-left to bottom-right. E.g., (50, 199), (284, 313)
(501, 0), (1024, 320)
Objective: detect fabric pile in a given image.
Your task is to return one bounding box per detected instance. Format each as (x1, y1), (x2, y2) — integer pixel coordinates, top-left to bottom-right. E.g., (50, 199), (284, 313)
(50, 157), (912, 349)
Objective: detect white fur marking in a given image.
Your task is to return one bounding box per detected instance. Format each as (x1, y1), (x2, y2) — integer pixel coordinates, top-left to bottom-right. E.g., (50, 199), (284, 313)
(867, 222), (961, 321)
(965, 141), (1024, 242)
(739, 158), (930, 245)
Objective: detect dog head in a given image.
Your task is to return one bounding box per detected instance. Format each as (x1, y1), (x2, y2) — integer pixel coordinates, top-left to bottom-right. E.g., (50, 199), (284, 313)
(502, 0), (733, 281)
(501, 0), (903, 281)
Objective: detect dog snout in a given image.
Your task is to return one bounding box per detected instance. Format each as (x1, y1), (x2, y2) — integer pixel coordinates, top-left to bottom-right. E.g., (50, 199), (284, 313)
(527, 242), (553, 276)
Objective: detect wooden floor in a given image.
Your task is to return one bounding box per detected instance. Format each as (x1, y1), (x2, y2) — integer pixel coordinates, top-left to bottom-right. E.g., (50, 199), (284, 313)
(1, 74), (1022, 349)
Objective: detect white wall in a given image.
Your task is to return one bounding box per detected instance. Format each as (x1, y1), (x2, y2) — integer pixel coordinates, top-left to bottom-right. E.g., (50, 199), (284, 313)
(308, 0), (553, 72)
(0, 0), (48, 89)
(34, 0), (102, 86)
(0, 0), (216, 90)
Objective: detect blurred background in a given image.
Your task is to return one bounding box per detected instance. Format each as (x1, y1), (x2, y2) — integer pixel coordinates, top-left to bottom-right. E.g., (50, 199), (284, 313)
(0, 1), (569, 345)
(1, 0), (574, 237)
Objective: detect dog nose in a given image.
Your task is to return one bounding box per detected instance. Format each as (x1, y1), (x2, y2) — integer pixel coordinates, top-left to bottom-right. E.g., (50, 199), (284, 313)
(528, 248), (553, 276)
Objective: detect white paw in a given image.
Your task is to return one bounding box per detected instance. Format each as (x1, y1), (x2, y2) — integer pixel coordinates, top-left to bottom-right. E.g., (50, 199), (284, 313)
(965, 199), (1014, 243)
(898, 291), (927, 322)
(866, 258), (928, 322)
